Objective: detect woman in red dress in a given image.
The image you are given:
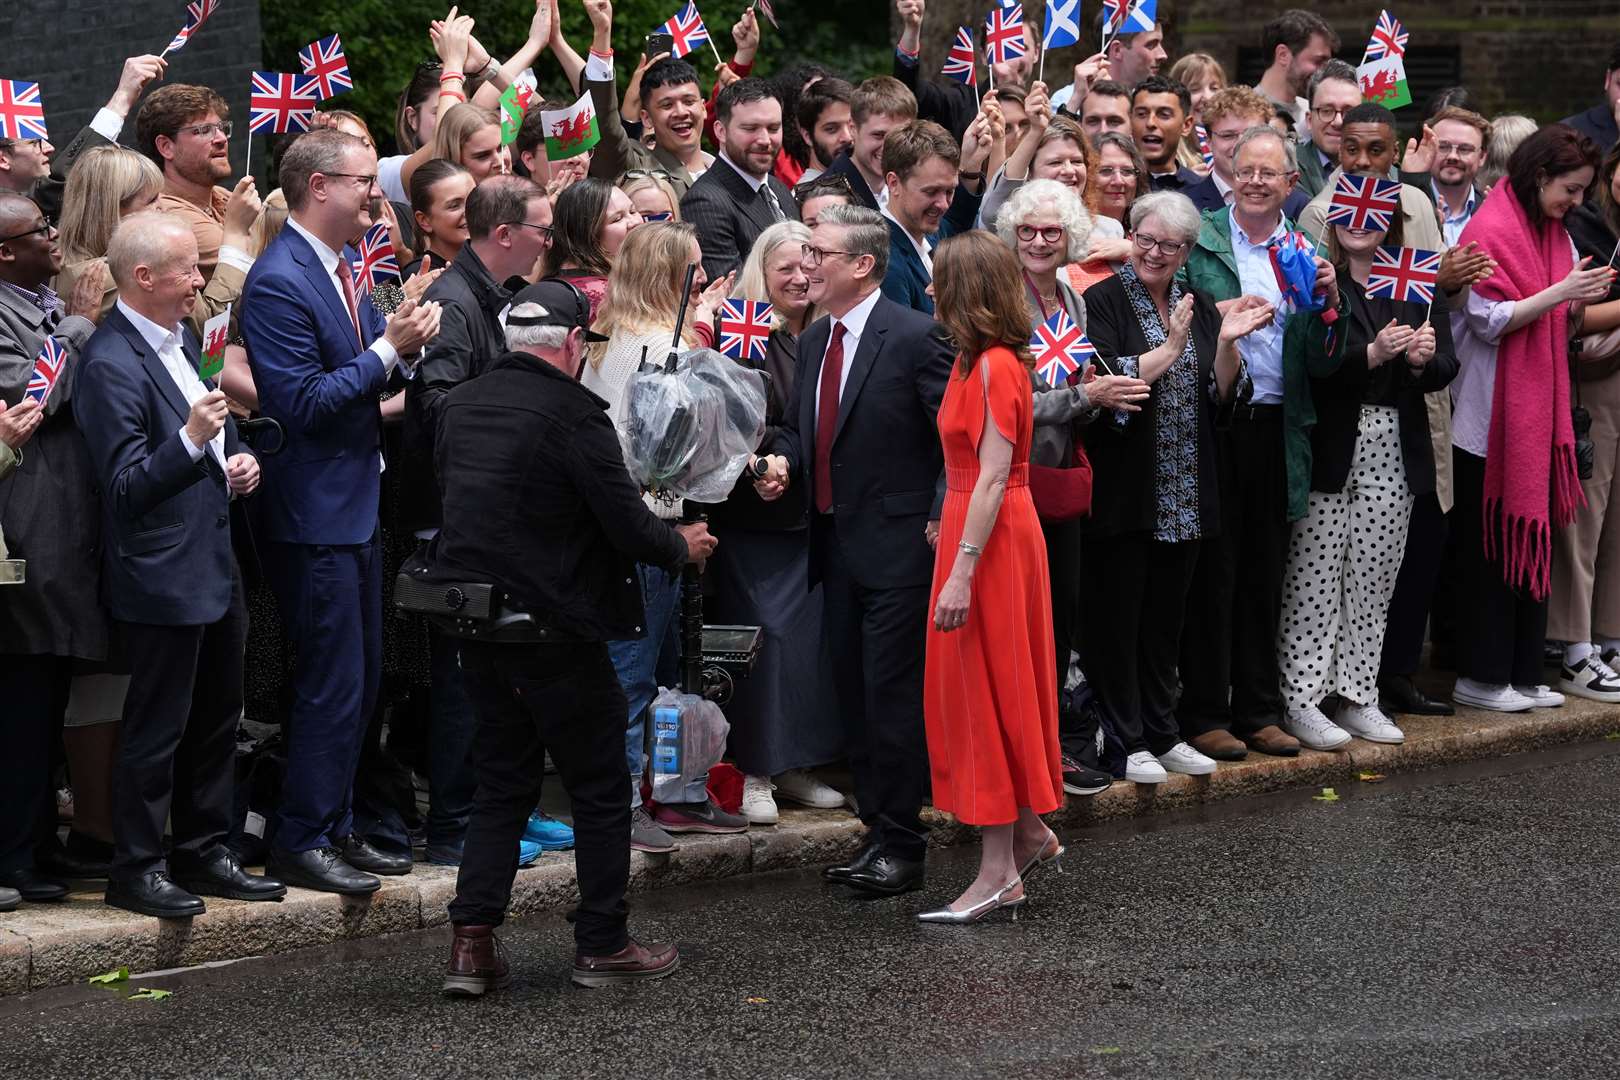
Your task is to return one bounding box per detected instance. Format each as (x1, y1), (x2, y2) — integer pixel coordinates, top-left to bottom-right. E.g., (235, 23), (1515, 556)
(920, 232), (1065, 924)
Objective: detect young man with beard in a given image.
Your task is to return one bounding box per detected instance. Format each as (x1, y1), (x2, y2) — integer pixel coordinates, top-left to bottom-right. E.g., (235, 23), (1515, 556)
(796, 78), (855, 184)
(137, 86), (252, 285)
(1405, 106), (1492, 245)
(1050, 16), (1165, 113)
(682, 79), (799, 280)
(878, 119), (990, 314)
(1255, 10), (1339, 132)
(589, 56), (713, 198)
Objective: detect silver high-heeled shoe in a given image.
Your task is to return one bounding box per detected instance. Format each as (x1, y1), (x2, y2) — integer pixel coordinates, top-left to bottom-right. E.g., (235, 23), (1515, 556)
(915, 881), (1026, 924)
(1017, 837), (1065, 880)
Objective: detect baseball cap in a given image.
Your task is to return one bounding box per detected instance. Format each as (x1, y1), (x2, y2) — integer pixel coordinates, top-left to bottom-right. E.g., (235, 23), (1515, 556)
(507, 279), (608, 342)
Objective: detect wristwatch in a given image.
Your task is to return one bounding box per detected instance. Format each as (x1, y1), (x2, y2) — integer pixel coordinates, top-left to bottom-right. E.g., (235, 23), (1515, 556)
(750, 456), (771, 478)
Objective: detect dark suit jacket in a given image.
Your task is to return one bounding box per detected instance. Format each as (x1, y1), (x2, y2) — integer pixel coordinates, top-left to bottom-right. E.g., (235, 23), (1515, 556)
(880, 186), (982, 315)
(1562, 103), (1619, 154)
(769, 294), (953, 590)
(74, 309), (242, 626)
(31, 124), (113, 222)
(681, 159), (799, 280)
(1149, 166), (1205, 194)
(1184, 174), (1309, 221)
(240, 224), (392, 546)
(825, 151), (880, 210)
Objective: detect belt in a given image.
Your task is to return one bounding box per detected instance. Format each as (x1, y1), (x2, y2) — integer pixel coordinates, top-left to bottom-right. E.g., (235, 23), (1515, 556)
(1230, 402), (1283, 422)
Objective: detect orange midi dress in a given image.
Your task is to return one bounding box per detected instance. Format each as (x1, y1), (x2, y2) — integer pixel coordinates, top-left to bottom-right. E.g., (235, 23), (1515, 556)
(923, 346), (1063, 827)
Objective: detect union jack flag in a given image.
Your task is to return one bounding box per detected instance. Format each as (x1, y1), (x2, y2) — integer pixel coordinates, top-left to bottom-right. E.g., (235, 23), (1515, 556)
(659, 3), (711, 59)
(941, 27), (976, 86)
(1325, 173), (1403, 233)
(1364, 10), (1408, 62)
(163, 0), (221, 56)
(1030, 309), (1095, 387)
(248, 72), (319, 135)
(983, 3), (1027, 66)
(351, 222), (401, 296)
(1195, 124), (1214, 169)
(24, 336), (68, 405)
(1367, 245), (1441, 304)
(717, 299), (774, 362)
(298, 34), (353, 100)
(0, 80), (47, 141)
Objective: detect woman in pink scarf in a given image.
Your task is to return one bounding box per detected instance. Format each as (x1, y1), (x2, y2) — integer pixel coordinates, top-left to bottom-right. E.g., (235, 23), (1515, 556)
(1450, 125), (1615, 712)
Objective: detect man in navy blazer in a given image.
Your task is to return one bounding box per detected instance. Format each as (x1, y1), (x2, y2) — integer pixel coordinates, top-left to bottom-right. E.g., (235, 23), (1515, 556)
(241, 129), (441, 895)
(74, 212), (286, 918)
(758, 204), (953, 898)
(877, 120), (985, 315)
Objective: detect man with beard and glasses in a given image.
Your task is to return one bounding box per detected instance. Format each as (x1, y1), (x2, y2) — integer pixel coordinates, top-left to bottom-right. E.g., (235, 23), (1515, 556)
(796, 78), (855, 185)
(682, 79), (799, 281)
(1404, 106), (1492, 245)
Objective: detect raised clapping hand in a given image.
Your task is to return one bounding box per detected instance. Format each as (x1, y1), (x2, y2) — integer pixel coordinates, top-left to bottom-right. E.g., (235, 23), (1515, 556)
(1166, 293), (1195, 344)
(751, 454), (789, 500)
(225, 452), (260, 496)
(1367, 318), (1417, 368)
(384, 298), (444, 356)
(1401, 123), (1438, 173)
(1218, 299), (1275, 344)
(1436, 241), (1496, 294)
(403, 253), (444, 305)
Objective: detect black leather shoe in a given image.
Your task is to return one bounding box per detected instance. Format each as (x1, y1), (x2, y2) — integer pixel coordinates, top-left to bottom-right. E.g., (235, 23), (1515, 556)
(822, 841), (881, 883)
(334, 834), (413, 876)
(37, 832), (112, 879)
(0, 867), (69, 902)
(172, 852), (288, 902)
(1379, 675), (1455, 717)
(267, 846), (381, 895)
(105, 872), (205, 919)
(844, 853), (926, 896)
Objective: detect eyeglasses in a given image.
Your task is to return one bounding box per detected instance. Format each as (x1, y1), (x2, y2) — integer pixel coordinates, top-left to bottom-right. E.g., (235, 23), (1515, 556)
(1095, 166), (1140, 181)
(1435, 141), (1480, 157)
(1311, 105), (1351, 123)
(0, 217), (56, 244)
(1132, 232), (1187, 256)
(0, 138), (46, 152)
(179, 121), (232, 139)
(1016, 224), (1065, 244)
(1234, 167), (1290, 185)
(801, 244), (859, 267)
(794, 173), (856, 202)
(322, 172), (380, 189)
(620, 168), (674, 182)
(505, 220), (555, 237)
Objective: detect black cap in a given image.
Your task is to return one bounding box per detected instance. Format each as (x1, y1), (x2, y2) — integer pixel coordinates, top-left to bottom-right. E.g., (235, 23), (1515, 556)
(507, 279), (608, 342)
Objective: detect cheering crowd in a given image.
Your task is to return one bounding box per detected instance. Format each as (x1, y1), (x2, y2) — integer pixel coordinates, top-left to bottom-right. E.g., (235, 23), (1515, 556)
(4, 0), (1620, 988)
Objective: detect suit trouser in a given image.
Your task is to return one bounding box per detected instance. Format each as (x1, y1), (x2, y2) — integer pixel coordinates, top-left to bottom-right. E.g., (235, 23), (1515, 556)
(1380, 493), (1447, 677)
(1179, 410), (1290, 738)
(1452, 449), (1548, 686)
(1043, 516), (1089, 758)
(450, 640), (630, 955)
(111, 568), (247, 880)
(0, 654), (71, 874)
(263, 535), (382, 853)
(1550, 370), (1620, 645)
(817, 515), (930, 861)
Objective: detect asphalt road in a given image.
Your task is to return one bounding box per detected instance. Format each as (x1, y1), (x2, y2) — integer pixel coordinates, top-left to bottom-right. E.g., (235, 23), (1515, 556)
(7, 742), (1620, 1080)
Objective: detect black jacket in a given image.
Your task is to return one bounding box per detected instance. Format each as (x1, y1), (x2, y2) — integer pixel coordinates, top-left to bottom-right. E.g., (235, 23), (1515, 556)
(1561, 104), (1619, 155)
(893, 51), (976, 142)
(429, 352), (688, 641)
(402, 244), (512, 532)
(825, 150), (880, 211)
(704, 328), (808, 532)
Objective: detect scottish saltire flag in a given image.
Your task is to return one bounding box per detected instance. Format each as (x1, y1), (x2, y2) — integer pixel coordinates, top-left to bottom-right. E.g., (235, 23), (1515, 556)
(162, 0), (220, 56)
(298, 34), (353, 100)
(942, 27), (977, 86)
(1105, 0), (1156, 36)
(1326, 173), (1402, 232)
(24, 337), (67, 404)
(1364, 10), (1408, 61)
(659, 3), (711, 59)
(248, 72), (319, 135)
(0, 81), (46, 141)
(717, 299), (774, 362)
(1367, 245), (1441, 304)
(352, 223), (400, 296)
(1195, 124), (1214, 169)
(983, 2), (1028, 65)
(1031, 309), (1094, 387)
(1043, 0), (1081, 50)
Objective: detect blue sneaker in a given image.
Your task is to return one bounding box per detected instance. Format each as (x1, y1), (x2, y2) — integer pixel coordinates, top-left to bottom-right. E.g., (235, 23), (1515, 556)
(517, 839), (543, 867)
(523, 812), (575, 851)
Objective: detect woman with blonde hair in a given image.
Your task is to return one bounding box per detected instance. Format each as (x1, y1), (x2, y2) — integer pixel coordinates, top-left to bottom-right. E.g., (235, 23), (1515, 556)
(399, 102), (507, 190)
(1168, 53), (1227, 174)
(619, 170), (682, 223)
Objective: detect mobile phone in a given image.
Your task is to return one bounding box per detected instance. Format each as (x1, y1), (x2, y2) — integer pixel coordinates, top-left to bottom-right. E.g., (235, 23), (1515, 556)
(645, 31), (675, 59)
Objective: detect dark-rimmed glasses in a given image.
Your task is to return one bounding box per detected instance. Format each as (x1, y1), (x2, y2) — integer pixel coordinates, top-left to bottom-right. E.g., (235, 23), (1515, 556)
(801, 244), (858, 267)
(505, 220), (555, 238)
(0, 217), (56, 244)
(1132, 232), (1188, 256)
(1016, 224), (1065, 244)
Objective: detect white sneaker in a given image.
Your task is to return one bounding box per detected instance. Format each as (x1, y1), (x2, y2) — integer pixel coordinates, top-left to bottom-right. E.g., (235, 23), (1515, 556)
(1156, 741), (1217, 776)
(1336, 701), (1405, 744)
(1451, 678), (1535, 712)
(1513, 684), (1565, 708)
(741, 775), (779, 825)
(1560, 654), (1620, 703)
(1283, 705), (1353, 751)
(772, 767), (846, 809)
(1124, 750), (1168, 784)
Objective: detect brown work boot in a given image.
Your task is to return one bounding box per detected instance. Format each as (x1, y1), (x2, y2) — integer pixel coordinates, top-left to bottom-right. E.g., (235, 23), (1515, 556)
(572, 938), (680, 988)
(1188, 729), (1248, 761)
(443, 924), (511, 997)
(1242, 725), (1302, 758)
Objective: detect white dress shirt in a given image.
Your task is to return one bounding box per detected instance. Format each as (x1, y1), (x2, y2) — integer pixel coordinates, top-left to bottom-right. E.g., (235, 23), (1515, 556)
(1228, 207), (1289, 404)
(116, 298), (226, 471)
(812, 287), (884, 427)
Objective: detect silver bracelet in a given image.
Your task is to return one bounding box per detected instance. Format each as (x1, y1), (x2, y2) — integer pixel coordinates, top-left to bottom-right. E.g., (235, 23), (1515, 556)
(958, 540), (983, 556)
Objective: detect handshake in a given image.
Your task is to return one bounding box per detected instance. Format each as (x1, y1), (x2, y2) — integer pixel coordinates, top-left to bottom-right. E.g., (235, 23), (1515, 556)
(751, 454), (789, 502)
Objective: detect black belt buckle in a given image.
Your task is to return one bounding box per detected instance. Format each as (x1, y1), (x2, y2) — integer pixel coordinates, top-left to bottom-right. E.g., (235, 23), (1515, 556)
(1233, 402), (1281, 423)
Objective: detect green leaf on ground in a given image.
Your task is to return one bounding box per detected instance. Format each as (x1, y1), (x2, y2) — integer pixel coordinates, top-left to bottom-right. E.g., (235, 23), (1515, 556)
(1606, 732), (1620, 741)
(1313, 787), (1340, 802)
(127, 988), (172, 1002)
(1092, 1047), (1122, 1055)
(87, 967), (129, 985)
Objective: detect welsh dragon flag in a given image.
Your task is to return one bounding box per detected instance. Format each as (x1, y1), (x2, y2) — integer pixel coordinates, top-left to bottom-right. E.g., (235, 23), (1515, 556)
(499, 82), (533, 146)
(540, 90), (600, 161)
(1357, 55), (1411, 110)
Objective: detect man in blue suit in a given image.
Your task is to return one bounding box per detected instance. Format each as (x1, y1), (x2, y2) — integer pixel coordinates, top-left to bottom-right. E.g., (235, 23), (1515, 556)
(75, 212), (286, 918)
(241, 129), (441, 895)
(878, 119), (986, 315)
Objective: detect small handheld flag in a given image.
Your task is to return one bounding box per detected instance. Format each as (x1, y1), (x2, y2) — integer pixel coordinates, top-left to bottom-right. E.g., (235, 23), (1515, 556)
(0, 80), (47, 141)
(752, 0), (778, 31)
(1363, 10), (1408, 63)
(717, 299), (774, 362)
(540, 90), (601, 161)
(942, 28), (977, 86)
(199, 305), (230, 381)
(24, 337), (68, 405)
(1367, 245), (1441, 305)
(983, 3), (1028, 67)
(1357, 55), (1412, 110)
(499, 82), (534, 146)
(1325, 173), (1403, 233)
(298, 34), (353, 100)
(641, 210), (674, 222)
(248, 72), (318, 135)
(1267, 231), (1328, 315)
(1043, 0), (1081, 50)
(352, 223), (401, 296)
(161, 0), (220, 57)
(1195, 124), (1214, 170)
(659, 2), (712, 60)
(1030, 309), (1094, 387)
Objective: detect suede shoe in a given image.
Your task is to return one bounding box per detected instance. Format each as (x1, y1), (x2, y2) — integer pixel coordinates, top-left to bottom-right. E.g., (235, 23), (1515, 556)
(171, 852), (287, 902)
(443, 924), (511, 997)
(572, 938), (680, 988)
(1241, 725), (1301, 757)
(1188, 729), (1249, 761)
(335, 834), (413, 875)
(105, 871), (205, 919)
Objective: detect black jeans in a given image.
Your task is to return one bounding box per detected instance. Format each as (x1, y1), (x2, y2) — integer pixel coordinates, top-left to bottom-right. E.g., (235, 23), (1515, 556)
(449, 640), (631, 956)
(0, 654), (71, 874)
(1451, 449), (1549, 685)
(1380, 492), (1448, 678)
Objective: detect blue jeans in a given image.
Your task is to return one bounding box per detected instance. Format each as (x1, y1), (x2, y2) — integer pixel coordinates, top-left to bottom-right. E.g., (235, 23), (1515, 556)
(608, 564), (704, 807)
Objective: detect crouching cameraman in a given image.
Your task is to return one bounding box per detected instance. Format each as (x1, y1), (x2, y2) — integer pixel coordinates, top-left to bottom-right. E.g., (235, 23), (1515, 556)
(427, 282), (717, 995)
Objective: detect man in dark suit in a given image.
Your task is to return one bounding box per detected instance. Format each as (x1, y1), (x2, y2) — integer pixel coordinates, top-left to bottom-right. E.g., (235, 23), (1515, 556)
(681, 79), (798, 281)
(241, 129), (441, 895)
(1560, 44), (1620, 153)
(879, 120), (985, 315)
(758, 204), (952, 897)
(74, 212), (285, 918)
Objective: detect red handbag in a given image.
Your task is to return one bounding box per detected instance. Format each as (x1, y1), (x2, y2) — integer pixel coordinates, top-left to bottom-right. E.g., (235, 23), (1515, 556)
(1028, 438), (1093, 522)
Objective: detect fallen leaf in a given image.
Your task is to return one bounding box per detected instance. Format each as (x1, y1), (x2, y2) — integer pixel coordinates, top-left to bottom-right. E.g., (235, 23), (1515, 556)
(1607, 732), (1620, 741)
(127, 988), (172, 1002)
(746, 996), (769, 1004)
(1092, 1047), (1122, 1055)
(1313, 787), (1340, 802)
(87, 967), (129, 986)
(1358, 772), (1386, 783)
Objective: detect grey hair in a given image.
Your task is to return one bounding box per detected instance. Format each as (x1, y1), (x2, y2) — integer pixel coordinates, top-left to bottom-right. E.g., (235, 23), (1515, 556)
(279, 129), (368, 211)
(504, 303), (569, 351)
(107, 209), (195, 287)
(1307, 59), (1360, 106)
(815, 203), (889, 280)
(996, 179), (1094, 263)
(1128, 190), (1203, 243)
(1234, 125), (1298, 174)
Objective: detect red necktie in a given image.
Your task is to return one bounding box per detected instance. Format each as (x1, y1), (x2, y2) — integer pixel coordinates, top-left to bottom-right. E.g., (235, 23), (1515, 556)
(814, 322), (846, 514)
(336, 259), (365, 351)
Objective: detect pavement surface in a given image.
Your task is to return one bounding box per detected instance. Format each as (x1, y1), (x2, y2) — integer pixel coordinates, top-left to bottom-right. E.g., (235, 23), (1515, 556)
(6, 739), (1620, 1080)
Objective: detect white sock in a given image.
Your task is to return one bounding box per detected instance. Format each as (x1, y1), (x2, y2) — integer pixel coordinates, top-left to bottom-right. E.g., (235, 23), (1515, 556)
(1567, 641), (1596, 666)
